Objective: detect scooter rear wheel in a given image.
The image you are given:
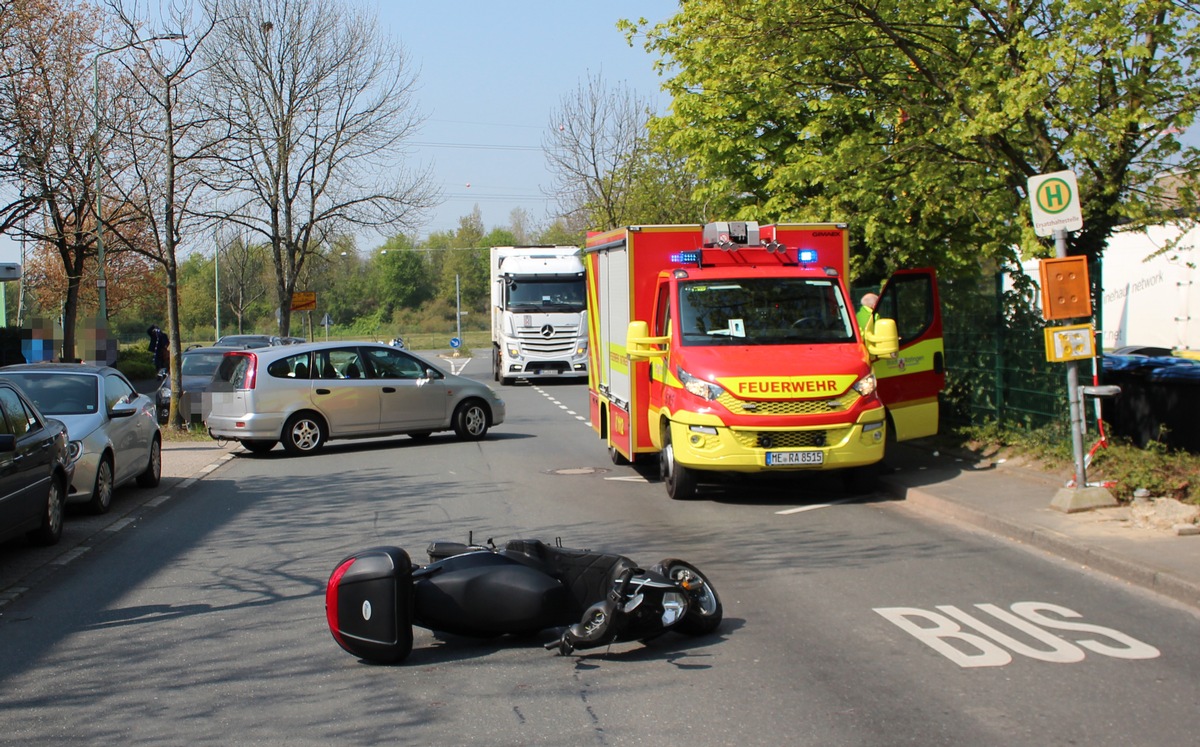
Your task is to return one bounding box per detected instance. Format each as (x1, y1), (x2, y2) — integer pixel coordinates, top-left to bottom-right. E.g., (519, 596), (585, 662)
(655, 559), (722, 636)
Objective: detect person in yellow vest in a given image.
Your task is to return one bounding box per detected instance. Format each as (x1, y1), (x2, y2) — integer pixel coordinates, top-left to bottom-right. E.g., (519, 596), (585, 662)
(856, 292), (878, 332)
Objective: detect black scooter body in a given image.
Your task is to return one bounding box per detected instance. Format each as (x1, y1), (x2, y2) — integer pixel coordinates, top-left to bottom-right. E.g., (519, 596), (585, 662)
(325, 538), (722, 663)
(412, 551), (572, 636)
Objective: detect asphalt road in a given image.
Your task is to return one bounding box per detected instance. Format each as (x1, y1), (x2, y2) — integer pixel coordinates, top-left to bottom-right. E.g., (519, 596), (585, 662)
(0, 370), (1197, 746)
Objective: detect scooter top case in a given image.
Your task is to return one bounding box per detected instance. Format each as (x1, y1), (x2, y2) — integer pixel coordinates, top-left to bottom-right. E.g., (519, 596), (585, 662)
(326, 546), (414, 663)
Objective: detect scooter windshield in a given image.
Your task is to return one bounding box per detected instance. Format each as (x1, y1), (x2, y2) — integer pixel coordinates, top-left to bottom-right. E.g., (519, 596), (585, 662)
(677, 278), (855, 346)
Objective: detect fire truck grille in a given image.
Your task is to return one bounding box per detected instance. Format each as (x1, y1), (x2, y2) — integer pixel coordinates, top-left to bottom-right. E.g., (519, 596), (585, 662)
(733, 429), (835, 450)
(516, 324), (581, 355)
(717, 390), (861, 415)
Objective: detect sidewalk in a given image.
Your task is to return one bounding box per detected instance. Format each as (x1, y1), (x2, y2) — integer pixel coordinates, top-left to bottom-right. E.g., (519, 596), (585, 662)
(878, 442), (1200, 610)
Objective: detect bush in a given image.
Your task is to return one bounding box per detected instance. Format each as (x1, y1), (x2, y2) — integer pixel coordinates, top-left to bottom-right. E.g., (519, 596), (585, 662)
(114, 341), (157, 380)
(948, 420), (1199, 504)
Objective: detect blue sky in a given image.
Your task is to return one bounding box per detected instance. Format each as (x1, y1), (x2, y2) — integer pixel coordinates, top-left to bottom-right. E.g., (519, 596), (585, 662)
(376, 1), (679, 243)
(0, 1), (679, 264)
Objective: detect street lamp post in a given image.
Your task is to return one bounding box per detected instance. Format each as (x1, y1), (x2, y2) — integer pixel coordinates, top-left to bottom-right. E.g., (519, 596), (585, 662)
(91, 34), (184, 323)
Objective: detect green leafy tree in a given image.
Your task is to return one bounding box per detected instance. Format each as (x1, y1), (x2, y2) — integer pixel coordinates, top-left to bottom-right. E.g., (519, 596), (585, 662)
(373, 233), (434, 313)
(627, 1), (1200, 272)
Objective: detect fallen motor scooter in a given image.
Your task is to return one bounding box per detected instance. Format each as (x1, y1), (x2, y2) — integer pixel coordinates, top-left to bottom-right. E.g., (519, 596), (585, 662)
(325, 536), (723, 663)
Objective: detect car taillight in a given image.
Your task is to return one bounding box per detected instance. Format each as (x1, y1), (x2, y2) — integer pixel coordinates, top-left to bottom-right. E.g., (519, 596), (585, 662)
(242, 352), (258, 389)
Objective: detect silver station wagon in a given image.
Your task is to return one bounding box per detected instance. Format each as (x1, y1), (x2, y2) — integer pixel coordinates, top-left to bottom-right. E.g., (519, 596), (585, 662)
(206, 342), (506, 455)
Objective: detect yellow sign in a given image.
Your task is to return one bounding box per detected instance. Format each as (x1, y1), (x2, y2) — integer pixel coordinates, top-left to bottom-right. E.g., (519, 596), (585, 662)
(291, 291), (317, 312)
(1044, 323), (1095, 362)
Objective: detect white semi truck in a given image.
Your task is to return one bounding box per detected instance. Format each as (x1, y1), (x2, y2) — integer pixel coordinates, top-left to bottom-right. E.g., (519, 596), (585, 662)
(490, 246), (588, 385)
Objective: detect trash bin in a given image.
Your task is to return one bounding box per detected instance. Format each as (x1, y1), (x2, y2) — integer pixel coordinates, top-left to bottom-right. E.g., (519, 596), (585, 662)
(1102, 354), (1200, 450)
(1147, 363), (1200, 452)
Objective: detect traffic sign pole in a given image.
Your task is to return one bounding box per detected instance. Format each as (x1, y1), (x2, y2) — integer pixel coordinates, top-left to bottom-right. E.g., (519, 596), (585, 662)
(1053, 229), (1089, 493)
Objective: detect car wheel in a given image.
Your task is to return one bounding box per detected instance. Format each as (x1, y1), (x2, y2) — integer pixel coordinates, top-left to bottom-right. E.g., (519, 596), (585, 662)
(27, 473), (66, 546)
(137, 434), (162, 487)
(452, 400), (490, 441)
(88, 455), (115, 514)
(660, 426), (698, 500)
(242, 440), (276, 454)
(281, 412), (327, 455)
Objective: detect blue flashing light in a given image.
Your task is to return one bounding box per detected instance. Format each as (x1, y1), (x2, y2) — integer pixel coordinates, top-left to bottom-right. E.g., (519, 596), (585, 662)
(670, 251), (702, 265)
(796, 248), (819, 264)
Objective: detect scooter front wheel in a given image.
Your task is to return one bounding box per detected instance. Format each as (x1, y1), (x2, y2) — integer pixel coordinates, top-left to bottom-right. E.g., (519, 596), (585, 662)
(655, 559), (722, 636)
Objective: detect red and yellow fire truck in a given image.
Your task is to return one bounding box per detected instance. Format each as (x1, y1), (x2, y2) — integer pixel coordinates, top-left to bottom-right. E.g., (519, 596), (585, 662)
(584, 221), (944, 499)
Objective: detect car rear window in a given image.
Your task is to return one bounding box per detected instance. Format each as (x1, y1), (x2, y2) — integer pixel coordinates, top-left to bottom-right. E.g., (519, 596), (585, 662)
(213, 353), (254, 390)
(0, 372), (99, 415)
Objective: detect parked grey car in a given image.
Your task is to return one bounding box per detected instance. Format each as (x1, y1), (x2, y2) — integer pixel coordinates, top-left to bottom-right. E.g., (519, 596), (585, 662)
(0, 379), (72, 546)
(0, 364), (161, 514)
(207, 342), (506, 455)
(156, 347), (228, 424)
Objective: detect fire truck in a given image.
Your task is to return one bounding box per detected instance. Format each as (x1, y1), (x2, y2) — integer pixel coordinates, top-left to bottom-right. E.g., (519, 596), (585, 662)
(584, 222), (944, 499)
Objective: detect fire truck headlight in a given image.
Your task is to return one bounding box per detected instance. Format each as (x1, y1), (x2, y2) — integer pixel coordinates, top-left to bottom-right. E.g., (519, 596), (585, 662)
(852, 373), (877, 398)
(678, 366), (724, 401)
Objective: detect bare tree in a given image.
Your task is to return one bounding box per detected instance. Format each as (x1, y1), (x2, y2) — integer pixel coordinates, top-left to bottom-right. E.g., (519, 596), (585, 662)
(214, 226), (268, 335)
(543, 71), (651, 230)
(100, 0), (223, 426)
(198, 0), (439, 337)
(0, 0), (107, 361)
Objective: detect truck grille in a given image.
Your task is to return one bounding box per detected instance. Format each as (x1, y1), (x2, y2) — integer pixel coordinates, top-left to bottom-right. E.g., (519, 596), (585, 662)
(717, 390), (861, 415)
(732, 428), (850, 450)
(516, 323), (581, 356)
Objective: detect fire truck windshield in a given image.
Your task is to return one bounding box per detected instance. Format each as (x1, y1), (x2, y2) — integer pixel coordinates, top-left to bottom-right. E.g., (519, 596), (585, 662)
(677, 278), (855, 346)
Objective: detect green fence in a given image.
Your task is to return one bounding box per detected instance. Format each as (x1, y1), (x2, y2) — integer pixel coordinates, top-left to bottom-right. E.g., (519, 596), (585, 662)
(938, 270), (1080, 432)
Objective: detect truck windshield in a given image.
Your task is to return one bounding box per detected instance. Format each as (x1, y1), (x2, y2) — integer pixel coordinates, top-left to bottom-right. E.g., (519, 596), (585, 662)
(677, 278), (855, 346)
(505, 276), (586, 312)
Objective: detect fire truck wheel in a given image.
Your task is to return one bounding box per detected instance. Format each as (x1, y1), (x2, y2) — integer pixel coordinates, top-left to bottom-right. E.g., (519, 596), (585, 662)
(608, 444), (628, 465)
(660, 427), (698, 500)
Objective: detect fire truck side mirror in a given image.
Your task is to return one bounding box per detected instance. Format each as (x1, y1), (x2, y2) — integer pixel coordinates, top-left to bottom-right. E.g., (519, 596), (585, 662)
(864, 318), (900, 359)
(626, 321), (669, 360)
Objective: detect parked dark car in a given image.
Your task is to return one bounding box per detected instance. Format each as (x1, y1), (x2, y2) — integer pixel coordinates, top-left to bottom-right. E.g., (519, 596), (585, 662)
(0, 379), (73, 546)
(156, 347), (228, 424)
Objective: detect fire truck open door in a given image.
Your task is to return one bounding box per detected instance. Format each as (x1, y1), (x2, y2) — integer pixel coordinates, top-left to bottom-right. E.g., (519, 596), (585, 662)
(869, 268), (945, 441)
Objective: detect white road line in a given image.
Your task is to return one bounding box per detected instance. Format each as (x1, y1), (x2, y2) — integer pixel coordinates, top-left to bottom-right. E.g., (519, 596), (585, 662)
(775, 497), (858, 514)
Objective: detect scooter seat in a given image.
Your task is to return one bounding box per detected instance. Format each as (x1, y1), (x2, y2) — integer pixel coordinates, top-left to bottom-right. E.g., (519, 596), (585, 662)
(506, 539), (635, 612)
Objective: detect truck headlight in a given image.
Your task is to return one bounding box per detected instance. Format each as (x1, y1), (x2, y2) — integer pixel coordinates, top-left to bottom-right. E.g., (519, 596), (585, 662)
(852, 373), (877, 398)
(575, 341), (588, 357)
(677, 366), (724, 401)
(506, 343), (520, 358)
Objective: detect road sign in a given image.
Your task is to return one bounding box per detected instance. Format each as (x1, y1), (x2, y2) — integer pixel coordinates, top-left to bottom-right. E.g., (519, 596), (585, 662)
(291, 291), (317, 311)
(1044, 323), (1095, 363)
(450, 337), (461, 348)
(320, 313), (333, 328)
(0, 263), (22, 281)
(1028, 170), (1083, 237)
